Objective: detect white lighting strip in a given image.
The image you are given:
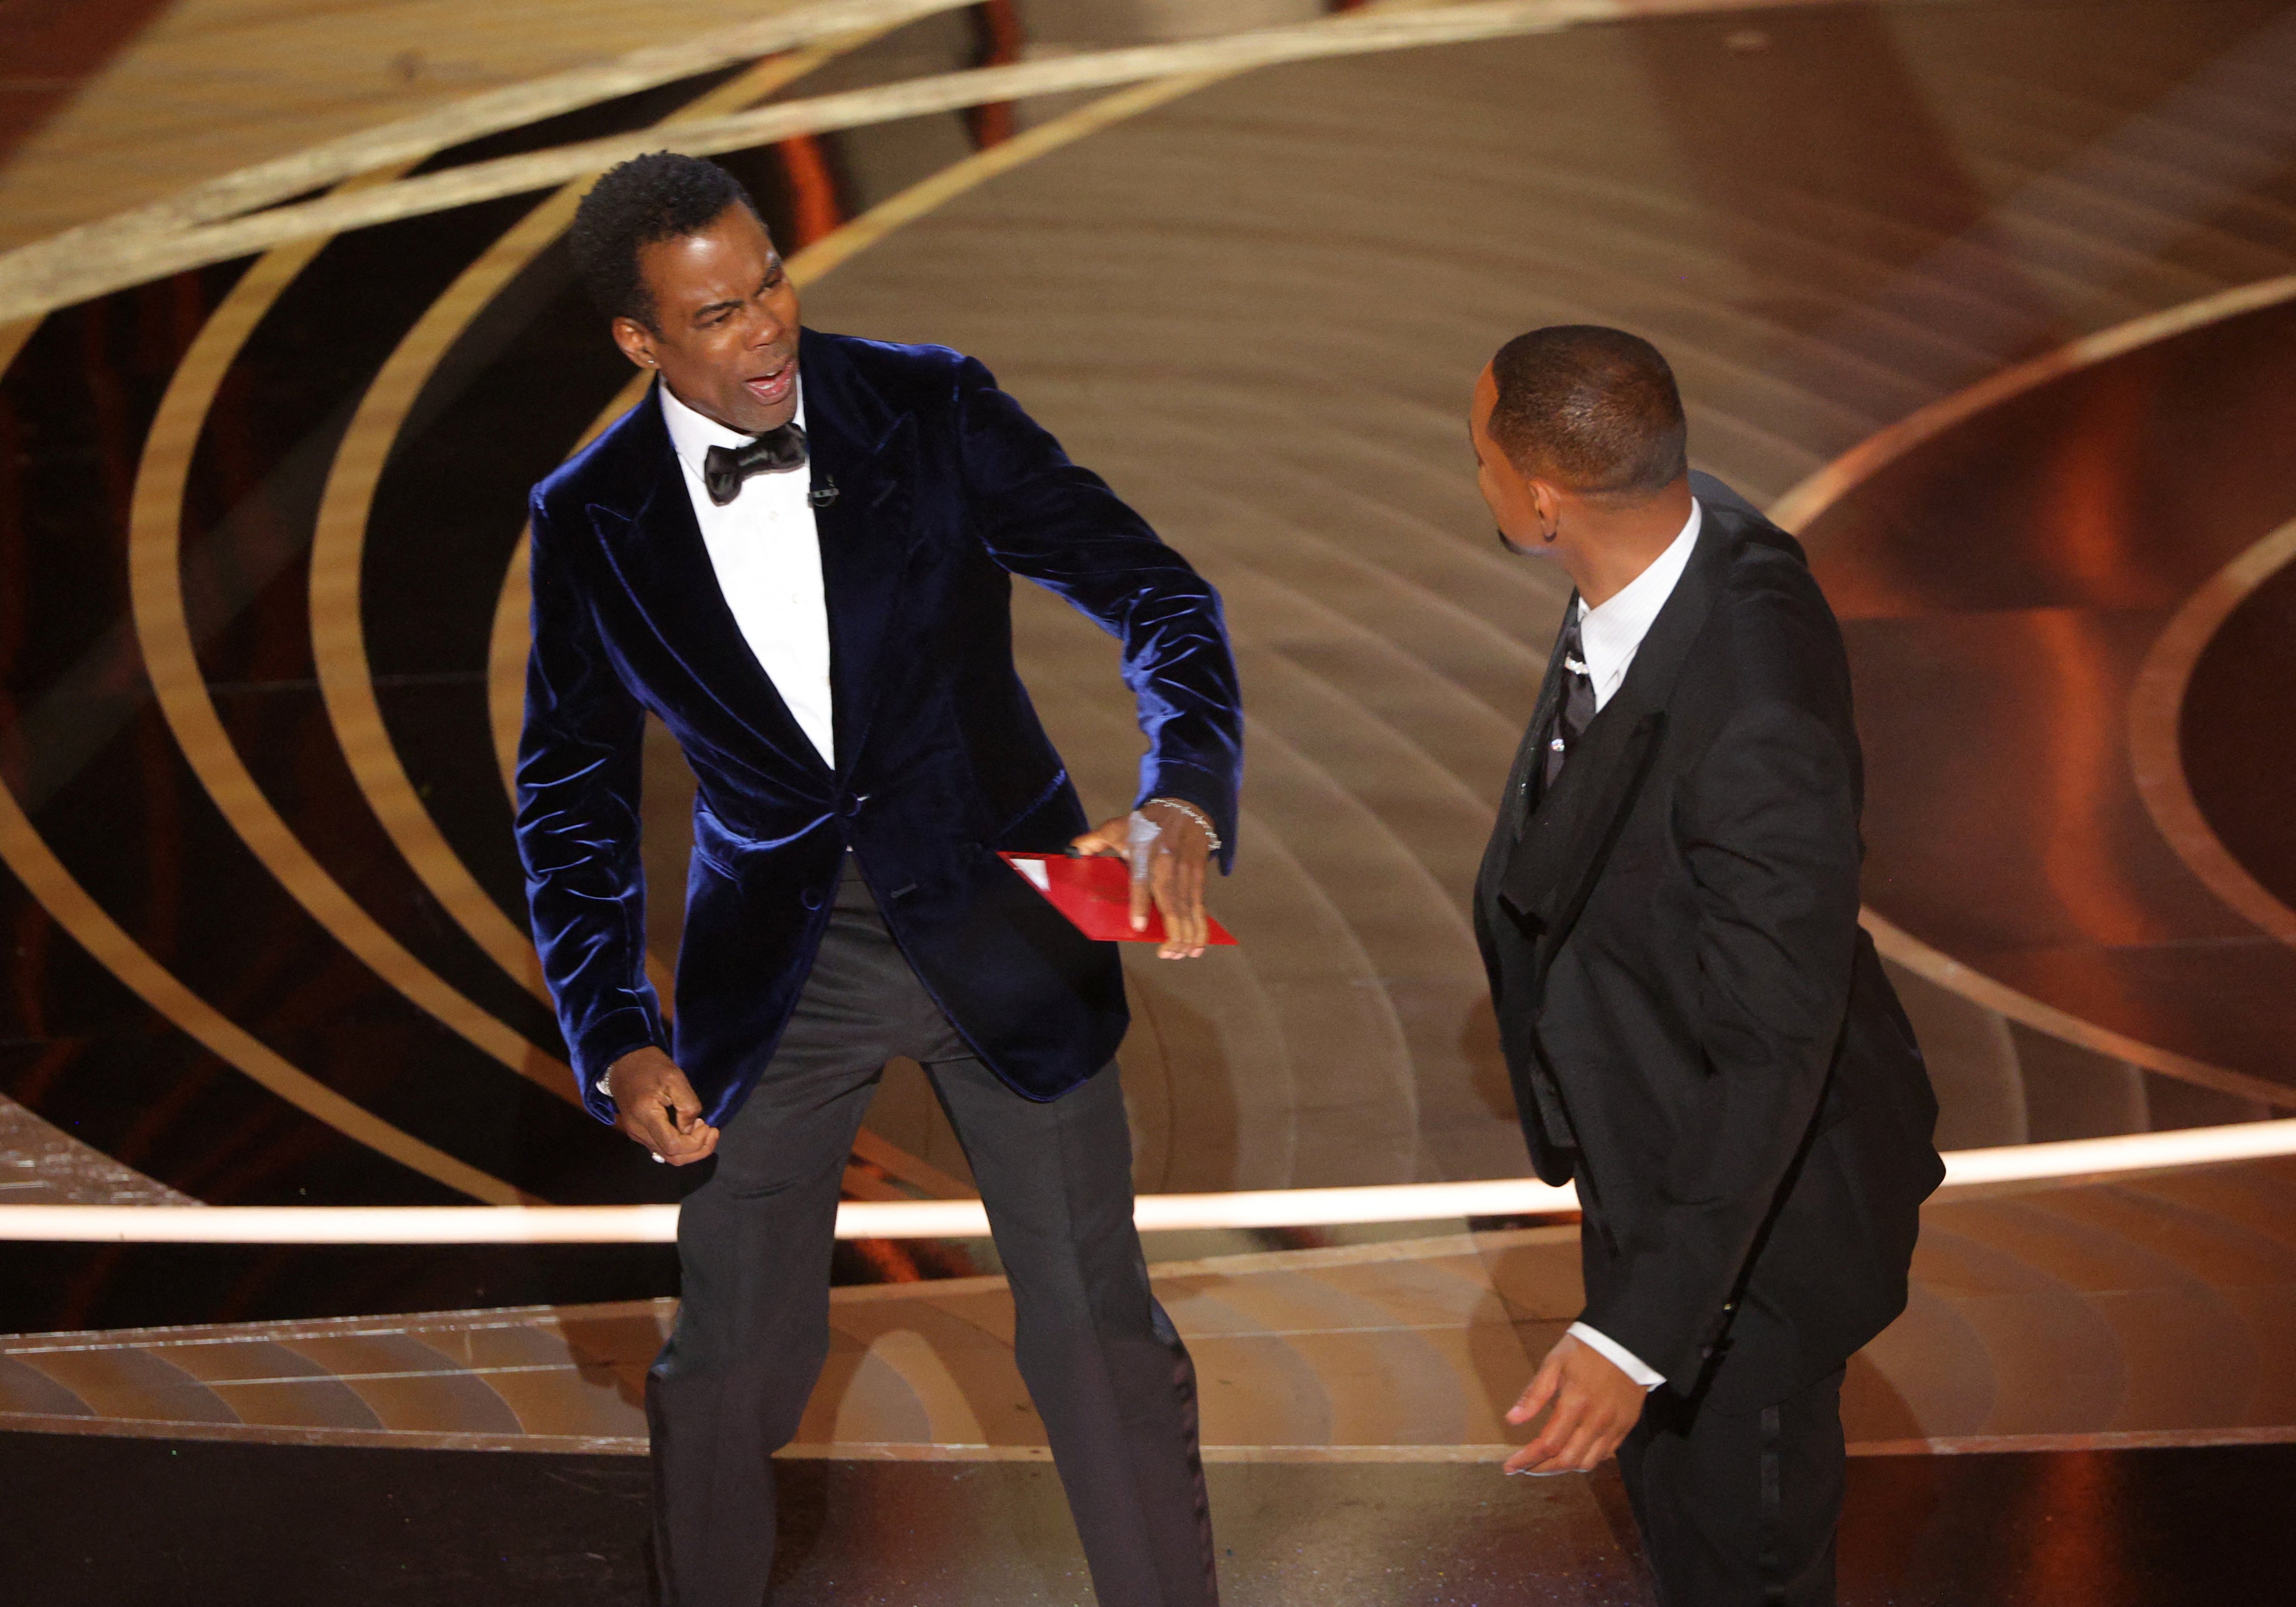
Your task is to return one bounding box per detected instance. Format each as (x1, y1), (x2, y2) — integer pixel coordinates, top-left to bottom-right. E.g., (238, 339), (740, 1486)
(1, 1122), (2290, 1244)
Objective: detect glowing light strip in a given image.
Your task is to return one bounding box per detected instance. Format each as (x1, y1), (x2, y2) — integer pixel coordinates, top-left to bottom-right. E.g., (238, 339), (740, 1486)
(6, 1122), (2291, 1243)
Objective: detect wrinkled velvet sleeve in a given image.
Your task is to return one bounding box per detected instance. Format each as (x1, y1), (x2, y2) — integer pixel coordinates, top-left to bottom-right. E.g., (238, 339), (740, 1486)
(954, 357), (1244, 867)
(514, 494), (666, 1120)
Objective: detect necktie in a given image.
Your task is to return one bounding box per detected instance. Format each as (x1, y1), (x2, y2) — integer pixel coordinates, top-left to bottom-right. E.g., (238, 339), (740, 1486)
(702, 422), (808, 506)
(1540, 612), (1597, 790)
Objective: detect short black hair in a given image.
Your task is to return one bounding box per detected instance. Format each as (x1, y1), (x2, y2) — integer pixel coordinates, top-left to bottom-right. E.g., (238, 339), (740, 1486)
(568, 152), (760, 330)
(1487, 325), (1687, 498)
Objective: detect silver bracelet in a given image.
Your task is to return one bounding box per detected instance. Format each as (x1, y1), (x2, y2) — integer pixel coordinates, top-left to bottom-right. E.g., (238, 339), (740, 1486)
(1145, 796), (1222, 852)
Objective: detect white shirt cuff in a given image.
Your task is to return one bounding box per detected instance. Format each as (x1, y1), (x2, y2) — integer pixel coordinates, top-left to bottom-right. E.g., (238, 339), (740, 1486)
(1567, 1321), (1665, 1391)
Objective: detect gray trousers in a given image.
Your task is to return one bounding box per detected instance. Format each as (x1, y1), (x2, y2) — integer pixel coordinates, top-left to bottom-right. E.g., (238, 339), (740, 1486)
(646, 861), (1219, 1607)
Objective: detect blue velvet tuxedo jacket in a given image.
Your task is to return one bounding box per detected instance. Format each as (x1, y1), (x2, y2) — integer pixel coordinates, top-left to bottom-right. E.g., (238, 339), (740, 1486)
(516, 329), (1242, 1126)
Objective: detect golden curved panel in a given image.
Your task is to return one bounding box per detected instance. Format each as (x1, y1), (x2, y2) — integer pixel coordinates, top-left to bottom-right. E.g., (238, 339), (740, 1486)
(0, 723), (524, 1207)
(2128, 517), (2296, 948)
(308, 47), (869, 1018)
(1770, 274), (2296, 1107)
(0, 303), (526, 1202)
(125, 180), (577, 1100)
(0, 0), (1831, 323)
(1768, 273), (2296, 536)
(0, 0), (983, 321)
(1858, 911), (2290, 1112)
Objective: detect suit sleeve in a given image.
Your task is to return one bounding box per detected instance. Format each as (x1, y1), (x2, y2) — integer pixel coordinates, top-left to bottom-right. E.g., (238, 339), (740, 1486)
(1577, 700), (1862, 1388)
(513, 494), (667, 1120)
(953, 356), (1243, 867)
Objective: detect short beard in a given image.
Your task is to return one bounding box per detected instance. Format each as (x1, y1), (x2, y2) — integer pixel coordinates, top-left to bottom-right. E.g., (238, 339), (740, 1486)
(1495, 526), (1546, 557)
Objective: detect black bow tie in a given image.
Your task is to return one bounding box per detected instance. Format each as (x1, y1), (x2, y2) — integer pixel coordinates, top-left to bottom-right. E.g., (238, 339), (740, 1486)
(702, 422), (807, 506)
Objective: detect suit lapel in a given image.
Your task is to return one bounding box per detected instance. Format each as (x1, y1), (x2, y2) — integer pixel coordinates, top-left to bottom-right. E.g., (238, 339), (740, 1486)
(1496, 513), (1736, 965)
(800, 330), (915, 779)
(585, 383), (827, 773)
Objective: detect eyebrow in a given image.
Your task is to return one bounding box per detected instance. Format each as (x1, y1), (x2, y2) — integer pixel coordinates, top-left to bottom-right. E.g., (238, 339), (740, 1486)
(690, 262), (784, 325)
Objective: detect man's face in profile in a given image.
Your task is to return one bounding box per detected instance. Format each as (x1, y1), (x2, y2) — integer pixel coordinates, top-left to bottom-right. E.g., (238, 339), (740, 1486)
(1471, 366), (1549, 557)
(614, 201), (803, 434)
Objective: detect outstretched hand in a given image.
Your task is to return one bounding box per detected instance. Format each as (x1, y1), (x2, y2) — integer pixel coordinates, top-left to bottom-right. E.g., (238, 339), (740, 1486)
(606, 1046), (719, 1166)
(1503, 1331), (1648, 1476)
(1070, 799), (1215, 959)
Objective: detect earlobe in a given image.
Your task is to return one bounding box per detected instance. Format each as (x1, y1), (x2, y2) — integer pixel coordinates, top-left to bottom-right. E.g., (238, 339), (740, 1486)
(610, 316), (658, 371)
(1531, 484), (1563, 545)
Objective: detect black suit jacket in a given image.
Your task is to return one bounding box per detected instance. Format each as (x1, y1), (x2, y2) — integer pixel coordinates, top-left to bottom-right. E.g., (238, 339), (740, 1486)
(517, 330), (1242, 1125)
(1474, 484), (1943, 1408)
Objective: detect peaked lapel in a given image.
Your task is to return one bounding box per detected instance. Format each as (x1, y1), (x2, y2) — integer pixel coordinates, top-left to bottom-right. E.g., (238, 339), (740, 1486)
(798, 330), (915, 780)
(1497, 511), (1738, 973)
(584, 382), (828, 775)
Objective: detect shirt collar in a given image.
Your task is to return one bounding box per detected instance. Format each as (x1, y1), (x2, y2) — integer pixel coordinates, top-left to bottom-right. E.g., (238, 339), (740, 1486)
(1575, 499), (1703, 694)
(658, 378), (806, 482)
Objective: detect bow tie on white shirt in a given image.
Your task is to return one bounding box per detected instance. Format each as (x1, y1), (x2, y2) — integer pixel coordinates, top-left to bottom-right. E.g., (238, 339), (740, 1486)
(702, 422), (807, 505)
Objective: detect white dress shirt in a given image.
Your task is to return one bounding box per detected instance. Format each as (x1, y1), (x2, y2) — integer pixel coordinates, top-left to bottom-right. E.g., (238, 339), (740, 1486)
(660, 381), (835, 766)
(602, 385), (834, 1104)
(1573, 499), (1702, 712)
(1557, 498), (1703, 1394)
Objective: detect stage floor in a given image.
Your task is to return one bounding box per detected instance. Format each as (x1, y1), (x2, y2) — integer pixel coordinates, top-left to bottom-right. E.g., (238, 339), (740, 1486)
(7, 1430), (2290, 1606)
(9, 1157), (2296, 1468)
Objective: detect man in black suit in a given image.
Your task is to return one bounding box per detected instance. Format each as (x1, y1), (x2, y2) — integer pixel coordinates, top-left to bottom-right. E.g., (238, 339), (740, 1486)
(1466, 326), (1943, 1604)
(519, 155), (1239, 1606)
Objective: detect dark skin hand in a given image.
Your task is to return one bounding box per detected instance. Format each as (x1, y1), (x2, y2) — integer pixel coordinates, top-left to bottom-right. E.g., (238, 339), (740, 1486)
(1503, 1331), (1649, 1475)
(605, 1046), (720, 1166)
(1069, 798), (1216, 959)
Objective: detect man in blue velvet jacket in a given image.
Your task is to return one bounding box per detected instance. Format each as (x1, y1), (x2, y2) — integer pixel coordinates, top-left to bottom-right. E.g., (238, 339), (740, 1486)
(517, 154), (1241, 1607)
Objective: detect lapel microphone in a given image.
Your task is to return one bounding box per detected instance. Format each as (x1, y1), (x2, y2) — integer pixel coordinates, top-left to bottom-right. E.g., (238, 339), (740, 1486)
(808, 476), (839, 509)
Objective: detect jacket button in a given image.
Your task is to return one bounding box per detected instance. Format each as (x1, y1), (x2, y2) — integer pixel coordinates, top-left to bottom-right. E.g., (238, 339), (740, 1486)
(800, 887), (824, 911)
(838, 792), (869, 819)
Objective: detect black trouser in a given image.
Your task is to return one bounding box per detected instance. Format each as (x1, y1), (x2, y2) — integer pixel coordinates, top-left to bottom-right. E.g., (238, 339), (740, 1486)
(646, 861), (1219, 1607)
(1616, 1366), (1846, 1606)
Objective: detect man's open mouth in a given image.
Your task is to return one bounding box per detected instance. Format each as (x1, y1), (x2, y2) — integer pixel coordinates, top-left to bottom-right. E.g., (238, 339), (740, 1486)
(744, 361), (795, 404)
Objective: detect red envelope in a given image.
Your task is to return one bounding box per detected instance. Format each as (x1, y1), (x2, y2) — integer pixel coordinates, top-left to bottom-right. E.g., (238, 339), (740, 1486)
(999, 852), (1238, 945)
